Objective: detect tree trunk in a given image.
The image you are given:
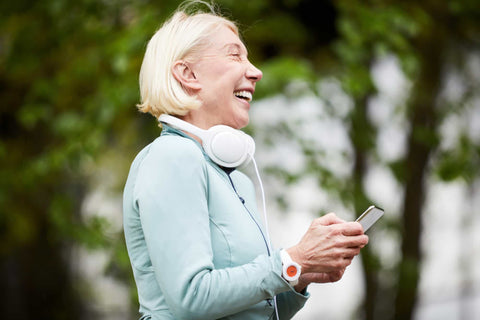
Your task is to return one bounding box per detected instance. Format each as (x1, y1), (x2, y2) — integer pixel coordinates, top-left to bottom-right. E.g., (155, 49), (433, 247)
(0, 197), (86, 320)
(393, 21), (443, 320)
(349, 94), (383, 320)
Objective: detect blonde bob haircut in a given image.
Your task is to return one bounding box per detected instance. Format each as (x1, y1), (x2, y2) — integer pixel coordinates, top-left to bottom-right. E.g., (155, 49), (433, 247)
(137, 1), (239, 118)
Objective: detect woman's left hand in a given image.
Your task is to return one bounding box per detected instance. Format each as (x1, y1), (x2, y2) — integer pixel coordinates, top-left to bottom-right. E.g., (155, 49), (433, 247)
(294, 269), (346, 293)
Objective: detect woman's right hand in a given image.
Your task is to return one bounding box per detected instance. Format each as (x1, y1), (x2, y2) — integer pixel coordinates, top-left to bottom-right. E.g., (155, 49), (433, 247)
(286, 213), (368, 276)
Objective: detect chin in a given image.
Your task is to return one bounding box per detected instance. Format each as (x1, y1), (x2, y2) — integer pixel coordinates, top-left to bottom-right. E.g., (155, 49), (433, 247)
(233, 115), (249, 129)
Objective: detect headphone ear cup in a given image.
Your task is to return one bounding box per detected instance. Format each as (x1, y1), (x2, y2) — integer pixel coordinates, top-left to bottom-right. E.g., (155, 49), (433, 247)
(158, 115), (255, 168)
(203, 126), (255, 168)
(239, 133), (255, 168)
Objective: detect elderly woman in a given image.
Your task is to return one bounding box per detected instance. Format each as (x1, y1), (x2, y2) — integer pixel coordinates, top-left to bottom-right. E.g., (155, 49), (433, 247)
(123, 1), (368, 319)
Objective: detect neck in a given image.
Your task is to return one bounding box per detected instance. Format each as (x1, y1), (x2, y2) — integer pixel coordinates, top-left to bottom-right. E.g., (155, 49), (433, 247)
(175, 114), (204, 144)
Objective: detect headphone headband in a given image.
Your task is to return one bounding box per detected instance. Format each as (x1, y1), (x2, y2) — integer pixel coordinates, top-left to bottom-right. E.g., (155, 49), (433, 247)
(158, 114), (255, 168)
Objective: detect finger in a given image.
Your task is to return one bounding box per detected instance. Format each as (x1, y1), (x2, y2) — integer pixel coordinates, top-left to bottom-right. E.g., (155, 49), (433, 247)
(328, 270), (345, 282)
(304, 271), (344, 284)
(342, 234), (369, 248)
(341, 255), (354, 266)
(341, 222), (365, 236)
(316, 213), (345, 226)
(343, 254), (356, 261)
(324, 270), (345, 283)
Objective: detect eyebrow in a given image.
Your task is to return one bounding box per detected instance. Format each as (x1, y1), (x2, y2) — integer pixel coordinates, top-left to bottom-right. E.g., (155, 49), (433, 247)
(223, 43), (247, 55)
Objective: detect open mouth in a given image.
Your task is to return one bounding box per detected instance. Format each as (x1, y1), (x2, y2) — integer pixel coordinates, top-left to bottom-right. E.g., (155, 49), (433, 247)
(234, 90), (252, 102)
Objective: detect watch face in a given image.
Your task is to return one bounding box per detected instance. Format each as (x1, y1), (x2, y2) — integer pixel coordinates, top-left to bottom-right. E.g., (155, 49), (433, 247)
(286, 265), (298, 277)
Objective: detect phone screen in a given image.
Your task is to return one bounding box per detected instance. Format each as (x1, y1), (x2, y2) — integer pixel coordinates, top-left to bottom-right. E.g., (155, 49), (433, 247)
(356, 205), (384, 232)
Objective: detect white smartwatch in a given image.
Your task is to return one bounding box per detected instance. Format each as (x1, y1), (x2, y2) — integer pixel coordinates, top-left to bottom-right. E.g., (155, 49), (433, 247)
(280, 249), (301, 286)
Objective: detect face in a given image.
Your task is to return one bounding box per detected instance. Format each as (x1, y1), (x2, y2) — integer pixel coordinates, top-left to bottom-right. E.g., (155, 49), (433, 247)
(188, 25), (263, 129)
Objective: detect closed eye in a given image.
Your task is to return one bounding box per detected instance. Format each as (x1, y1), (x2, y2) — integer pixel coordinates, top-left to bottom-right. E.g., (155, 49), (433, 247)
(224, 43), (248, 61)
(229, 53), (242, 60)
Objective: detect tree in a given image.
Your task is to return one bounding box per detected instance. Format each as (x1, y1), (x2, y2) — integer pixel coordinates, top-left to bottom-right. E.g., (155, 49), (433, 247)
(0, 1), (163, 318)
(241, 0), (480, 319)
(286, 1), (480, 319)
(1, 0), (478, 319)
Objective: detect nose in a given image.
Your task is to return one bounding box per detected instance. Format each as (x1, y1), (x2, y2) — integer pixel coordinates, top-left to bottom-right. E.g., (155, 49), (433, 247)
(246, 61), (263, 82)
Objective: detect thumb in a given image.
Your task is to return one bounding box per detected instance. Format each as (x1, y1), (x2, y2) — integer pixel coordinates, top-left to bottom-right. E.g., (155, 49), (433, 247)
(302, 271), (345, 284)
(315, 212), (345, 226)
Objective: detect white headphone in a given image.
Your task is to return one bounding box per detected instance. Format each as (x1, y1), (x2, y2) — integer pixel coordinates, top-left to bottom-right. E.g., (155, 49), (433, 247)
(158, 114), (255, 168)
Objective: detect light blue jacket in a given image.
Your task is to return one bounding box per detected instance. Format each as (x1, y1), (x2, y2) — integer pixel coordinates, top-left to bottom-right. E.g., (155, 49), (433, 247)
(123, 125), (309, 320)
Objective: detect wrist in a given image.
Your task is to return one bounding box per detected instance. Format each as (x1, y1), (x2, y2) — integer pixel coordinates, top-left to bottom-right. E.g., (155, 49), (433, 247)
(286, 246), (308, 273)
(280, 249), (302, 286)
(294, 282), (308, 294)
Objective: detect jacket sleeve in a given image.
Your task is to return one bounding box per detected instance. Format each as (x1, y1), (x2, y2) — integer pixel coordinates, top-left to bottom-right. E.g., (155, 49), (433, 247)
(132, 137), (296, 319)
(275, 285), (310, 319)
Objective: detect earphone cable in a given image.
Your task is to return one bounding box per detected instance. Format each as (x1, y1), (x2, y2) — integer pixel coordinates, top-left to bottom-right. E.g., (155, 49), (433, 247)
(250, 156), (280, 320)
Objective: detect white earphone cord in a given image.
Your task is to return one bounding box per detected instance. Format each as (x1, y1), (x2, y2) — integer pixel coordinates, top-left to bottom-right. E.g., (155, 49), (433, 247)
(250, 156), (280, 320)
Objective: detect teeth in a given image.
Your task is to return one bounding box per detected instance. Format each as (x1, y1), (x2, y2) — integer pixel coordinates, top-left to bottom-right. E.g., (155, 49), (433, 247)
(234, 90), (252, 101)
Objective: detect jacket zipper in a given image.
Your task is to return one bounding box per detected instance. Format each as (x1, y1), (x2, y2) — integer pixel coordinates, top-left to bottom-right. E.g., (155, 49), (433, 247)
(226, 174), (271, 256)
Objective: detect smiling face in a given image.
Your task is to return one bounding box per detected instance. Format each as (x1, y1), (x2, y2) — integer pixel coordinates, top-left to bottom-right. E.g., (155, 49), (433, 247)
(183, 25), (263, 129)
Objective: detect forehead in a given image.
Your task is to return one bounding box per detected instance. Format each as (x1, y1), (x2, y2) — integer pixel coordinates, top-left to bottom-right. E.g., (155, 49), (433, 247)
(206, 25), (247, 53)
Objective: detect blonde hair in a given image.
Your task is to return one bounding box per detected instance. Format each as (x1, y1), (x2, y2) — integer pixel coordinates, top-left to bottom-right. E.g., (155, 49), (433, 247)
(137, 1), (238, 118)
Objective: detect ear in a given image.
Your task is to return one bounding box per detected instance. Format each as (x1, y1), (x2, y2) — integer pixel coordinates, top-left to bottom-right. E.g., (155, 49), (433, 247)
(172, 60), (201, 91)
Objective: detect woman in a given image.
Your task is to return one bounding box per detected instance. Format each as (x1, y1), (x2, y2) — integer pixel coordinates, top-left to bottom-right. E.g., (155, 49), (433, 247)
(123, 1), (368, 319)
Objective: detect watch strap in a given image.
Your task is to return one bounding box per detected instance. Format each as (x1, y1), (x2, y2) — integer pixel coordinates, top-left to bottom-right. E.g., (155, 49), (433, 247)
(280, 249), (301, 286)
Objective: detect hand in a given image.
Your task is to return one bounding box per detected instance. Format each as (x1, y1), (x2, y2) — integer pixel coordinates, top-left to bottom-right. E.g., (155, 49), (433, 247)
(294, 269), (346, 292)
(287, 213), (368, 275)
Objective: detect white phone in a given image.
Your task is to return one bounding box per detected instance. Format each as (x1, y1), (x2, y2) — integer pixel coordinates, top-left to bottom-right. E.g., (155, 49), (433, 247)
(356, 205), (384, 232)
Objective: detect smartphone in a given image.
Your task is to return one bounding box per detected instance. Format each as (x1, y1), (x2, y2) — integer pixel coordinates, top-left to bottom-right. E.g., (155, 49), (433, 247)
(355, 205), (384, 232)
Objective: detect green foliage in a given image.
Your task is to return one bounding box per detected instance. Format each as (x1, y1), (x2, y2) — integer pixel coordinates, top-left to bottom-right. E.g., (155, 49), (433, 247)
(436, 134), (480, 182)
(256, 56), (317, 98)
(0, 0), (164, 317)
(1, 0), (479, 319)
(334, 0), (422, 95)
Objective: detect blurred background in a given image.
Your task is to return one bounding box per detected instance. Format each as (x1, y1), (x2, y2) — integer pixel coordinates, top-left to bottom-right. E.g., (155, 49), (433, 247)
(1, 0), (479, 319)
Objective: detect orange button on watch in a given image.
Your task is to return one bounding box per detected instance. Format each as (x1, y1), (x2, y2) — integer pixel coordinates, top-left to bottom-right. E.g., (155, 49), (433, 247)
(280, 249), (301, 286)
